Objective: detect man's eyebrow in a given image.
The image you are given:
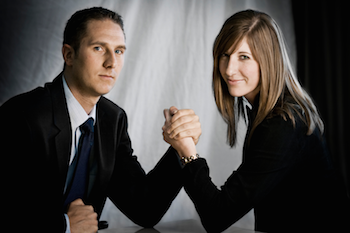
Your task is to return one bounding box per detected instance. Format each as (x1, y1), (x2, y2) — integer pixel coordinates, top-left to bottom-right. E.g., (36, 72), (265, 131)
(116, 45), (127, 50)
(89, 41), (126, 50)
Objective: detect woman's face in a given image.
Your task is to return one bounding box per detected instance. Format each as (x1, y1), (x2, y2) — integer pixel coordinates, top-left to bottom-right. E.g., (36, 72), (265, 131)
(219, 38), (260, 104)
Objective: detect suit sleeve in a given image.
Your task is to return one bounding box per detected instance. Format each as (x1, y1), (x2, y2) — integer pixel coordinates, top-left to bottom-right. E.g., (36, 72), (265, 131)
(0, 97), (67, 232)
(182, 116), (305, 233)
(106, 110), (184, 228)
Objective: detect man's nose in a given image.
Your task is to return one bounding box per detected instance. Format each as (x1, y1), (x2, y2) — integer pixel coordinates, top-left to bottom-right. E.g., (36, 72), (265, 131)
(103, 51), (117, 68)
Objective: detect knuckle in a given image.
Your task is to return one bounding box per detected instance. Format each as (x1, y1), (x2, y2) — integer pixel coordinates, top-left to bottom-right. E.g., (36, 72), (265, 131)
(86, 205), (94, 212)
(88, 212), (98, 221)
(182, 123), (189, 130)
(177, 116), (185, 123)
(182, 129), (192, 136)
(186, 109), (194, 114)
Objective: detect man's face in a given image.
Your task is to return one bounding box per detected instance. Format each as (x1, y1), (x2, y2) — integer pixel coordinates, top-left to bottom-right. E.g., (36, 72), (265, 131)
(69, 19), (126, 98)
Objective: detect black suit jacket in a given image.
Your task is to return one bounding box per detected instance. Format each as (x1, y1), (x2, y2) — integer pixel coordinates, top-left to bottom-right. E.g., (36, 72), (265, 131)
(183, 106), (350, 232)
(0, 74), (183, 232)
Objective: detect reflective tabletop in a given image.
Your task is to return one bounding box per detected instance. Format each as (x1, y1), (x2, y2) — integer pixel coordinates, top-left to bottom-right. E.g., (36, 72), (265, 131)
(100, 219), (259, 233)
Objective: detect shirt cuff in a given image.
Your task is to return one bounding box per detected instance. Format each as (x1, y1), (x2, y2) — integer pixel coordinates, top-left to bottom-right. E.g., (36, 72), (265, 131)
(64, 214), (71, 233)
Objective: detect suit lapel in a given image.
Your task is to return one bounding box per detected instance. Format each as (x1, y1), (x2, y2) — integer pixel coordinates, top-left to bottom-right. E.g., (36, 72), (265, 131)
(49, 73), (72, 185)
(89, 99), (116, 199)
(47, 75), (116, 205)
(47, 74), (116, 204)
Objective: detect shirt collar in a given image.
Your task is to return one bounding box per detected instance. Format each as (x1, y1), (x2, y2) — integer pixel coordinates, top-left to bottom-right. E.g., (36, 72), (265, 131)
(242, 96), (252, 126)
(62, 75), (96, 130)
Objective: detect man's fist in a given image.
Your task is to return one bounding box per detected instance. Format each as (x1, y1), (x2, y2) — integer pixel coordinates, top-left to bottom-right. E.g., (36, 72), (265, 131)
(67, 199), (98, 233)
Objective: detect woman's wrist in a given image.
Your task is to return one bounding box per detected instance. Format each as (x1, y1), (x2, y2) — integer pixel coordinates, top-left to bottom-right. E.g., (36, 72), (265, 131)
(176, 142), (198, 165)
(178, 149), (197, 157)
(177, 147), (197, 158)
(180, 153), (199, 166)
(172, 138), (197, 158)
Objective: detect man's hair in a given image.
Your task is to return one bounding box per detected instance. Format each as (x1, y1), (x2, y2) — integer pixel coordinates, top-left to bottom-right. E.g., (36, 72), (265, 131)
(63, 7), (124, 53)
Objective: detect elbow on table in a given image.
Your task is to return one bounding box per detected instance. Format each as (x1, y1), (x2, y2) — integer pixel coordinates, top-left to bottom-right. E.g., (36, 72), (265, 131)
(202, 220), (230, 233)
(130, 213), (162, 229)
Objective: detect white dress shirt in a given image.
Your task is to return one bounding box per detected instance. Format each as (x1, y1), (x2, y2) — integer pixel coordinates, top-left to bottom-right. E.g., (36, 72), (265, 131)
(62, 76), (97, 232)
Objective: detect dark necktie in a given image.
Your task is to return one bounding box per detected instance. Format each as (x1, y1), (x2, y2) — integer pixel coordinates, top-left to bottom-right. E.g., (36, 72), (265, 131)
(64, 117), (94, 208)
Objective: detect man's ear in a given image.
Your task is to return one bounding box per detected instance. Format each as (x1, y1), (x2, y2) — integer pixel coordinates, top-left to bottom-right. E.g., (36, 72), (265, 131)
(62, 44), (75, 66)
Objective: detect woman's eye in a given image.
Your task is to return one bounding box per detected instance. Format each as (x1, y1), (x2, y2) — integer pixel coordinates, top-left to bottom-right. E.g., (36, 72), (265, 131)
(240, 55), (249, 60)
(220, 53), (229, 60)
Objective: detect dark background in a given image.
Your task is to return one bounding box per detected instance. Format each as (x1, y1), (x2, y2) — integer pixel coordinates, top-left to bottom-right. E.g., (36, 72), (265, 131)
(292, 0), (350, 196)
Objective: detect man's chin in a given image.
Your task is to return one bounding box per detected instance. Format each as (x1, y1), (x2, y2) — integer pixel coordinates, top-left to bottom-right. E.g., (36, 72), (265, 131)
(96, 83), (116, 95)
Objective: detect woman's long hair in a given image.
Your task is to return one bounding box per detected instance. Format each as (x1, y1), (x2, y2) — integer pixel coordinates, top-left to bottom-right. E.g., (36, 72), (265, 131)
(213, 10), (324, 147)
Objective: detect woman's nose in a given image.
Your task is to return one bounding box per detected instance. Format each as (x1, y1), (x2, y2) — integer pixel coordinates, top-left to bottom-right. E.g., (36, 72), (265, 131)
(225, 58), (238, 77)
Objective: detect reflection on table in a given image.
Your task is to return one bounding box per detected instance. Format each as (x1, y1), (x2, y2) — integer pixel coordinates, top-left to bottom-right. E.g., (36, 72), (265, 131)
(99, 219), (260, 233)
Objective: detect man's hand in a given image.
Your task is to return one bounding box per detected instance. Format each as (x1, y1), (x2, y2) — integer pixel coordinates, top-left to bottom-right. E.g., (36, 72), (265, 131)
(67, 199), (98, 233)
(163, 106), (201, 145)
(163, 108), (197, 158)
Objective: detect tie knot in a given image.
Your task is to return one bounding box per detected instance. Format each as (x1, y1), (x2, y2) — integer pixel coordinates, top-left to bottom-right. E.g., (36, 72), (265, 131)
(80, 118), (94, 134)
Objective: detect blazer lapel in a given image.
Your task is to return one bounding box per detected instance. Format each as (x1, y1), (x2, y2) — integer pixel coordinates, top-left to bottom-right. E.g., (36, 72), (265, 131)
(88, 100), (115, 199)
(48, 73), (72, 186)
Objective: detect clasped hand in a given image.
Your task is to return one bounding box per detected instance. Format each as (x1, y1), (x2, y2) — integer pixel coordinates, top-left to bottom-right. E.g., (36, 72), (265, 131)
(66, 107), (201, 233)
(162, 106), (199, 158)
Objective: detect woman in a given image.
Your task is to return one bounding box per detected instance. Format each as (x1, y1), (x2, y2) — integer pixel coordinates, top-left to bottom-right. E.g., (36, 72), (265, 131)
(163, 10), (349, 232)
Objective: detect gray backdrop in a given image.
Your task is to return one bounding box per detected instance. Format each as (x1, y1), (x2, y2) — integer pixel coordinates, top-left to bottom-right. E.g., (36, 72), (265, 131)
(0, 0), (295, 230)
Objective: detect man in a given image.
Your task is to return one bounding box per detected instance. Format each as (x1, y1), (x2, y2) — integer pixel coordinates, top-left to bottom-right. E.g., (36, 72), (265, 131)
(0, 7), (201, 233)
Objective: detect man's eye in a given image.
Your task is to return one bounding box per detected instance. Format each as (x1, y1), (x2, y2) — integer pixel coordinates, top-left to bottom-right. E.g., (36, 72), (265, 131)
(94, 47), (102, 51)
(115, 49), (123, 54)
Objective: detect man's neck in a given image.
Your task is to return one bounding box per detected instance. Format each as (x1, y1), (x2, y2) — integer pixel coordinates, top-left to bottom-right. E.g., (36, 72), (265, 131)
(63, 70), (100, 114)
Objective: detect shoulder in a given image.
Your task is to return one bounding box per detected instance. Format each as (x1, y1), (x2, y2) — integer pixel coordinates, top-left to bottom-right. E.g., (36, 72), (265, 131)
(258, 107), (308, 137)
(0, 76), (63, 115)
(250, 107), (311, 151)
(96, 97), (131, 139)
(97, 96), (128, 124)
(0, 86), (50, 115)
(251, 104), (326, 152)
(98, 96), (126, 115)
(0, 84), (56, 138)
